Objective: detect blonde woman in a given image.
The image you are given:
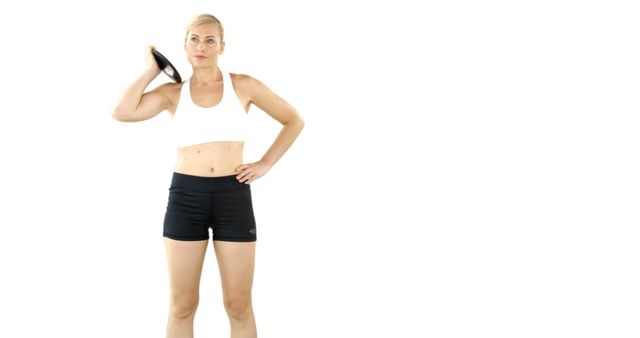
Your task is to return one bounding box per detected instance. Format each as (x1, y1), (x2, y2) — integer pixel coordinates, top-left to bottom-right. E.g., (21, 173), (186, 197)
(111, 13), (304, 338)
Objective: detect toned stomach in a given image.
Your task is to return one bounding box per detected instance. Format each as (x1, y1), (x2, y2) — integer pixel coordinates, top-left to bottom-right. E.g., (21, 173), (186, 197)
(174, 141), (244, 177)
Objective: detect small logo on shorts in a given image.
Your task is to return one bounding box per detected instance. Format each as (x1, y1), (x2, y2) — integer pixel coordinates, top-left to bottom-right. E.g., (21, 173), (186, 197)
(249, 229), (256, 235)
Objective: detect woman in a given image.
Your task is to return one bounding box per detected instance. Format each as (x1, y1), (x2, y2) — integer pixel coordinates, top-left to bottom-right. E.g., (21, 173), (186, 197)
(111, 13), (304, 338)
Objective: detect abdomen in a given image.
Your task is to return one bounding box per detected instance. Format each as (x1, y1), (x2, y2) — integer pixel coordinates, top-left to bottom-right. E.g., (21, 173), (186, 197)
(174, 141), (244, 177)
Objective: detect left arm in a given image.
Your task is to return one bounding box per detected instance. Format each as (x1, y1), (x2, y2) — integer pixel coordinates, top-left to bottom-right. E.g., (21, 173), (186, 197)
(235, 75), (305, 184)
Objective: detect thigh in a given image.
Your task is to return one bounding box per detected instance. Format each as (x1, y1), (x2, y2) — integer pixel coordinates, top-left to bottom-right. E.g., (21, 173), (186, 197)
(213, 241), (256, 298)
(210, 186), (257, 242)
(164, 238), (209, 298)
(163, 187), (212, 241)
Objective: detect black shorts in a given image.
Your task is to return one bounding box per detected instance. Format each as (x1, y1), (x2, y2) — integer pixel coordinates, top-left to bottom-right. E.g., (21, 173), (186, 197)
(163, 172), (257, 242)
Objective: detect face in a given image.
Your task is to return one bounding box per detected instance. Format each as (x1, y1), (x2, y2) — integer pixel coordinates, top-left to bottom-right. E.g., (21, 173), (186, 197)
(184, 23), (225, 67)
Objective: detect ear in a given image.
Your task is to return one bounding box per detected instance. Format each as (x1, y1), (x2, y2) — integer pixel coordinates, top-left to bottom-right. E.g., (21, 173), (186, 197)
(218, 41), (226, 55)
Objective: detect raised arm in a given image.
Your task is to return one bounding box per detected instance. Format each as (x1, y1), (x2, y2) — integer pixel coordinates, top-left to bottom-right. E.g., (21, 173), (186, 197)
(110, 46), (174, 122)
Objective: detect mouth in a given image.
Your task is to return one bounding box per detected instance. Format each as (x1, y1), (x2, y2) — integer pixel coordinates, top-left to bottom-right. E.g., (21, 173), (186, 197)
(194, 55), (206, 59)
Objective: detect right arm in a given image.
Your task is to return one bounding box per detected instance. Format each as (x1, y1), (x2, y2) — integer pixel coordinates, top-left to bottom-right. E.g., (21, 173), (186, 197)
(110, 46), (172, 122)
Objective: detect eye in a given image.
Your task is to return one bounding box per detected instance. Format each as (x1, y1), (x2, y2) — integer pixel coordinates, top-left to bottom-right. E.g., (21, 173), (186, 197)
(190, 37), (198, 42)
(207, 39), (215, 44)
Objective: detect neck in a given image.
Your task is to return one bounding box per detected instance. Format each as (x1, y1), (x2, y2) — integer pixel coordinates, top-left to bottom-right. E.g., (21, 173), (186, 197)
(190, 66), (222, 85)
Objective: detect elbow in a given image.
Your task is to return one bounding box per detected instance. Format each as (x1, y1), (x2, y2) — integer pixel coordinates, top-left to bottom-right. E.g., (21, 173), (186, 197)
(110, 109), (126, 121)
(292, 116), (305, 130)
(111, 105), (134, 122)
(284, 118), (304, 133)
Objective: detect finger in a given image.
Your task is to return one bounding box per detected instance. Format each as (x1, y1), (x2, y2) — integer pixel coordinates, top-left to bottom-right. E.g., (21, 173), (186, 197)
(243, 172), (256, 183)
(236, 171), (250, 182)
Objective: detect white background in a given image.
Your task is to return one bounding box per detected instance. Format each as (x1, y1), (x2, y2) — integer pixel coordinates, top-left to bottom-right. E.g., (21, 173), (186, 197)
(1, 0), (639, 337)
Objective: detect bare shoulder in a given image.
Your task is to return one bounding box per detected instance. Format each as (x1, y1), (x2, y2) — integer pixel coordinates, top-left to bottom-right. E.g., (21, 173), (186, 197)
(230, 73), (255, 92)
(154, 82), (183, 113)
(228, 72), (300, 125)
(154, 82), (182, 101)
(229, 73), (274, 97)
(230, 73), (256, 111)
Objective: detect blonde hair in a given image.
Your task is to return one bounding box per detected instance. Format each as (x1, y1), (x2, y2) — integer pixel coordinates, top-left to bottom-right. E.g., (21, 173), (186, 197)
(185, 14), (224, 42)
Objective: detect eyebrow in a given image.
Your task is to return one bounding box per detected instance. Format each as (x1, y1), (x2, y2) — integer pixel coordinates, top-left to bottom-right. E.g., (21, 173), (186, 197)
(190, 34), (217, 38)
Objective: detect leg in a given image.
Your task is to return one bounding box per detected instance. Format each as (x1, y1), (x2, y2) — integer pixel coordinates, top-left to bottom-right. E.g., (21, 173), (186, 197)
(164, 238), (209, 338)
(214, 241), (257, 338)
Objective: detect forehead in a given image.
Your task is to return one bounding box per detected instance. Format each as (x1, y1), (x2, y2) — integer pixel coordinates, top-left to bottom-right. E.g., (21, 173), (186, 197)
(188, 23), (220, 37)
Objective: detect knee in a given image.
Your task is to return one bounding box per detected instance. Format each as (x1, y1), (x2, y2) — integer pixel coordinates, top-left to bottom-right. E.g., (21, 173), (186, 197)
(224, 295), (252, 320)
(170, 295), (199, 319)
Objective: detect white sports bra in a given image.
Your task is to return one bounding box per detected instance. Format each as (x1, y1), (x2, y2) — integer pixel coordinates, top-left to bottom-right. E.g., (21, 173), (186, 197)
(171, 71), (248, 148)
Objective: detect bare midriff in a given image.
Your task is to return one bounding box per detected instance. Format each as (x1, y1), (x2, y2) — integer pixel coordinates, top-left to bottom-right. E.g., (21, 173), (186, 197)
(174, 141), (244, 177)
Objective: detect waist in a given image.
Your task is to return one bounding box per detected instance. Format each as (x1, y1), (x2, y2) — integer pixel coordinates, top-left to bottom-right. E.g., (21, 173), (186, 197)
(169, 172), (247, 192)
(174, 141), (244, 177)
